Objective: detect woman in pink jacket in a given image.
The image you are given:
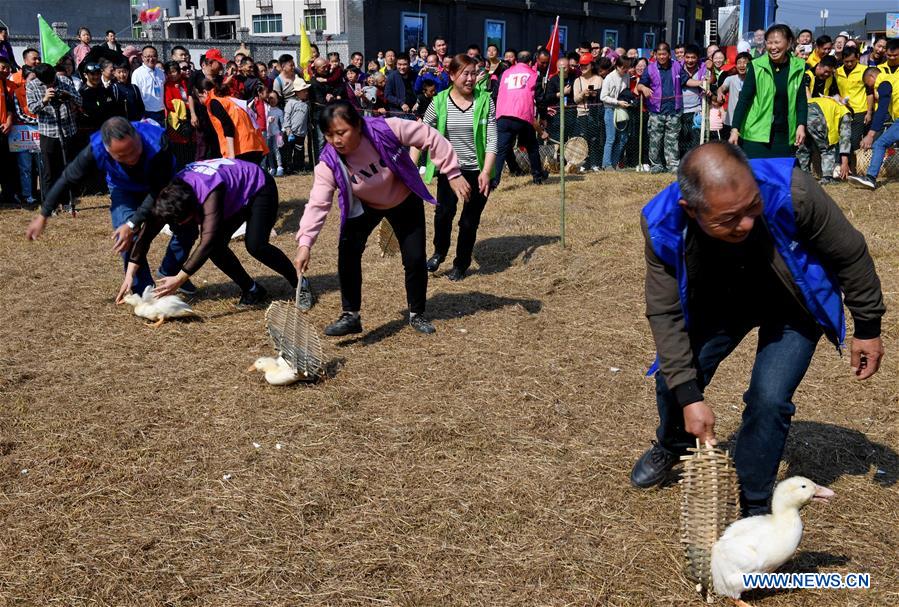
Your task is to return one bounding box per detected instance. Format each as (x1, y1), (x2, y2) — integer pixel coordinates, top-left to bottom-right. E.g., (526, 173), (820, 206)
(294, 101), (469, 336)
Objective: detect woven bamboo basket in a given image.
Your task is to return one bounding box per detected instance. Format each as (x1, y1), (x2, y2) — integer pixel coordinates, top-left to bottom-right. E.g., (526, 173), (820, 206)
(854, 148), (899, 179)
(680, 440), (740, 602)
(377, 219), (400, 257)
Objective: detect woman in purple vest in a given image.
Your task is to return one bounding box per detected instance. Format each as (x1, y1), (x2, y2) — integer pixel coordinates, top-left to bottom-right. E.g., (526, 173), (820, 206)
(116, 158), (299, 307)
(294, 101), (468, 336)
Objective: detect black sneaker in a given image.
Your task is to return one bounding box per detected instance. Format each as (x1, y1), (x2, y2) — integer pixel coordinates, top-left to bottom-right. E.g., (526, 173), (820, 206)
(630, 441), (680, 488)
(324, 312), (362, 336)
(179, 279), (198, 296)
(848, 174), (876, 190)
(426, 253), (444, 273)
(297, 276), (315, 311)
(446, 267), (466, 282)
(237, 283), (268, 307)
(409, 314), (435, 334)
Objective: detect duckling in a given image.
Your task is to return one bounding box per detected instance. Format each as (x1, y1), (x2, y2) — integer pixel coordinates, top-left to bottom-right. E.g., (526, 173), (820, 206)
(711, 476), (835, 607)
(247, 356), (301, 386)
(122, 286), (197, 328)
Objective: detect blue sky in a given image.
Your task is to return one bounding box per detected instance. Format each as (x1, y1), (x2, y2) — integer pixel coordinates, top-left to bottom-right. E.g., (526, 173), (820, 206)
(775, 0), (895, 31)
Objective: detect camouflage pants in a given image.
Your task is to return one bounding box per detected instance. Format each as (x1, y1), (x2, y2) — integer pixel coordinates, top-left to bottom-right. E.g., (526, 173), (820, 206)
(797, 105), (852, 177)
(648, 112), (682, 171)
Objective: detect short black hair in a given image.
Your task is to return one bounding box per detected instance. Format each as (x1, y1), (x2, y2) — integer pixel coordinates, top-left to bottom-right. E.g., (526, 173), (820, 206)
(683, 44), (701, 57)
(842, 45), (860, 59)
(421, 79), (437, 89)
(765, 24), (794, 44)
(171, 45), (188, 57)
(432, 35), (446, 46)
(798, 28), (813, 38)
(351, 51), (363, 60)
(888, 39), (899, 52)
(318, 100), (363, 136)
(142, 45), (158, 54)
(0, 56), (10, 67)
(268, 59), (280, 68)
(32, 63), (56, 85)
(816, 35), (832, 47)
(106, 30), (116, 36)
(656, 42), (671, 52)
(23, 48), (40, 60)
(278, 53), (295, 65)
(819, 55), (839, 69)
(154, 179), (199, 225)
(735, 52), (753, 63)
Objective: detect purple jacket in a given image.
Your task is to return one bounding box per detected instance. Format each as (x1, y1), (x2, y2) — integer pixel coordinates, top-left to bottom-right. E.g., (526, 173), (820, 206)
(645, 60), (683, 113)
(320, 116), (436, 231)
(178, 159), (268, 219)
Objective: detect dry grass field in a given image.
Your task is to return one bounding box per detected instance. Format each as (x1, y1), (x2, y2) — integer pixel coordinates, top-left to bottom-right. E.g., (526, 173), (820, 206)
(0, 171), (897, 606)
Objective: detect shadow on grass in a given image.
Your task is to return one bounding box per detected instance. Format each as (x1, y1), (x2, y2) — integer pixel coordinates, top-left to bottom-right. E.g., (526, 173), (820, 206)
(472, 234), (559, 276)
(336, 290), (543, 347)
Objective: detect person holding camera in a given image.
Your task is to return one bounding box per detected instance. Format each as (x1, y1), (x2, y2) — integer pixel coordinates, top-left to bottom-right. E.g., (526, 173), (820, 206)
(573, 54), (604, 172)
(25, 62), (82, 206)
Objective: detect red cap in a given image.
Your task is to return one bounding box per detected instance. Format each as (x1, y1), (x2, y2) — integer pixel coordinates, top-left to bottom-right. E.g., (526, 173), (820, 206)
(205, 48), (226, 64)
(579, 53), (594, 66)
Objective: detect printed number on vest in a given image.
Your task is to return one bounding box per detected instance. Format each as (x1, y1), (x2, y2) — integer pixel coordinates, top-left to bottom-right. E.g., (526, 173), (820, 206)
(505, 73), (530, 90)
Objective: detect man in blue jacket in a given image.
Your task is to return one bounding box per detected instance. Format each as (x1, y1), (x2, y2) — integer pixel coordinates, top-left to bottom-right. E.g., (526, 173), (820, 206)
(26, 117), (198, 296)
(631, 142), (885, 515)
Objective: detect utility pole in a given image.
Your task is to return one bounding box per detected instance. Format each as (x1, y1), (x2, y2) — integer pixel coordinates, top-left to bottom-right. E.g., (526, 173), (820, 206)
(820, 9), (828, 32)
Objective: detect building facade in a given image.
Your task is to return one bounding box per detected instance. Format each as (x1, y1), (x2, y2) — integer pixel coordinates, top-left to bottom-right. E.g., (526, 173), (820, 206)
(0, 0), (133, 38)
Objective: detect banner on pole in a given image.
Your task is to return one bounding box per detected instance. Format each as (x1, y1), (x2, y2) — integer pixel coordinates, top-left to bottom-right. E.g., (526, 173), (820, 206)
(9, 125), (40, 152)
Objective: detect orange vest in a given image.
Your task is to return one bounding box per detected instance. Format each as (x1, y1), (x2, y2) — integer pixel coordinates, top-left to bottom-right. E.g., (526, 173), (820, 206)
(205, 93), (268, 158)
(10, 73), (36, 119)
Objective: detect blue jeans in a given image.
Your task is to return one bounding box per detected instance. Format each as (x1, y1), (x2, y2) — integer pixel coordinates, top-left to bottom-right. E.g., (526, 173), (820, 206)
(655, 321), (821, 515)
(603, 107), (629, 168)
(17, 151), (39, 199)
(866, 120), (899, 180)
(109, 187), (198, 293)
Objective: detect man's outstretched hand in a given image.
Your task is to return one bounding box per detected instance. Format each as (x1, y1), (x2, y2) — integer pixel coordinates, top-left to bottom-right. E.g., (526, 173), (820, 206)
(850, 336), (884, 380)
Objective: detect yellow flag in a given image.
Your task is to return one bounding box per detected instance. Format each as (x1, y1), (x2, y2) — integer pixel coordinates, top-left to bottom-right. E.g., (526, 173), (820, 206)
(299, 27), (313, 81)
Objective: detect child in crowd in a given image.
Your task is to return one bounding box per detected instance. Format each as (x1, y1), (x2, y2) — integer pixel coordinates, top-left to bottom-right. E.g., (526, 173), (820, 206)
(415, 79), (438, 120)
(283, 79), (311, 171)
(263, 91), (284, 176)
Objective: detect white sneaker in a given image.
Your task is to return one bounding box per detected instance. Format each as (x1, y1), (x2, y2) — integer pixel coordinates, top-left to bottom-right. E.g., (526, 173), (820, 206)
(275, 167), (284, 177)
(847, 174), (876, 190)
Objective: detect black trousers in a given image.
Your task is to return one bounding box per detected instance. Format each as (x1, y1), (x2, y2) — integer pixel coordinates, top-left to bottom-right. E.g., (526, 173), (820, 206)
(0, 134), (16, 203)
(337, 193), (427, 314)
(207, 173), (297, 291)
(492, 116), (542, 187)
(39, 135), (75, 208)
(435, 170), (489, 273)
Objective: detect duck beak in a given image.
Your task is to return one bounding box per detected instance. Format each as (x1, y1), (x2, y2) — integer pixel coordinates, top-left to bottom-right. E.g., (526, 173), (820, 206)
(812, 485), (835, 503)
(246, 364), (258, 373)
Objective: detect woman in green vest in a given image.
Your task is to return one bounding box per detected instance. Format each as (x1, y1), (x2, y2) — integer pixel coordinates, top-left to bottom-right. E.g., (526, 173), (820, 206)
(728, 24), (808, 158)
(420, 53), (497, 281)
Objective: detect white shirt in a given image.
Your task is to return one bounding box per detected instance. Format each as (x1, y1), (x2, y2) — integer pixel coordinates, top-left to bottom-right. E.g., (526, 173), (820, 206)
(131, 64), (165, 112)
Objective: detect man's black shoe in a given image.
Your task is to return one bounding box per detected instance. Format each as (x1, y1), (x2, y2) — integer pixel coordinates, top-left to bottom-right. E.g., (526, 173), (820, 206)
(297, 276), (315, 311)
(324, 312), (363, 336)
(426, 253), (444, 273)
(630, 441), (680, 488)
(446, 267), (466, 282)
(237, 283), (268, 307)
(409, 314), (436, 334)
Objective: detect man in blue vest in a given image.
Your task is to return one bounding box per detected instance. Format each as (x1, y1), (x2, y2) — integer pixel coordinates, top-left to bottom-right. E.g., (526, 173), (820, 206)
(631, 142), (885, 515)
(26, 117), (198, 296)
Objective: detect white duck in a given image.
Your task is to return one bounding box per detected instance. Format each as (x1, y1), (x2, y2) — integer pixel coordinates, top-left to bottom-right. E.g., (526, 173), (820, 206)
(122, 286), (197, 327)
(711, 476), (835, 607)
(248, 356), (301, 386)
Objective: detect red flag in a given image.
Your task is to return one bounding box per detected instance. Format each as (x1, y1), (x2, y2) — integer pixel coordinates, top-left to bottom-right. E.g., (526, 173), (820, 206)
(546, 16), (561, 79)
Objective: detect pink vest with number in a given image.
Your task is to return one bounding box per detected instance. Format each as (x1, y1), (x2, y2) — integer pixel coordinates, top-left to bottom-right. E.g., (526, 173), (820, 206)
(495, 63), (537, 123)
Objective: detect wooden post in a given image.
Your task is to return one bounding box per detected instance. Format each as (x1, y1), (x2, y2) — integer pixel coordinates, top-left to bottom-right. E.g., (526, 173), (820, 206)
(559, 65), (567, 248)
